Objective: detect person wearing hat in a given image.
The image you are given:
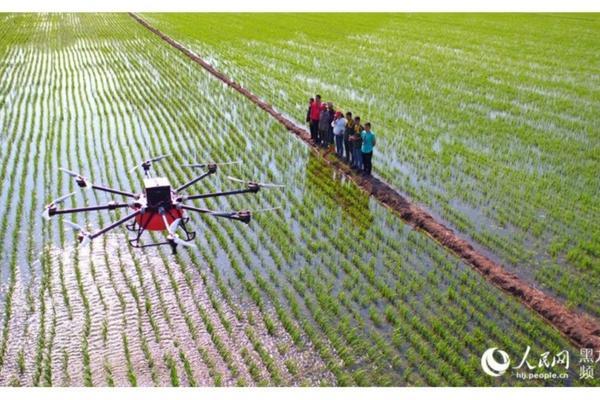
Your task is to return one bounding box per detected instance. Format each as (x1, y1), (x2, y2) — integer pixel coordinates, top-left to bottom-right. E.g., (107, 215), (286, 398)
(331, 111), (347, 158)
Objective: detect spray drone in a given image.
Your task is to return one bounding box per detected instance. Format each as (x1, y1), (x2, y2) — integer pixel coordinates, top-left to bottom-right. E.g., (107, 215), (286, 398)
(42, 155), (282, 254)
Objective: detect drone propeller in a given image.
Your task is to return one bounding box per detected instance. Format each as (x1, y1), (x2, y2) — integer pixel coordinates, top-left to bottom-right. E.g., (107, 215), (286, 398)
(129, 154), (170, 173)
(42, 192), (76, 220)
(207, 210), (236, 217)
(250, 207), (281, 214)
(51, 192), (76, 205)
(64, 220), (91, 246)
(64, 220), (84, 231)
(226, 176), (285, 188)
(173, 236), (197, 248)
(58, 167), (81, 178)
(58, 167), (91, 189)
(182, 160), (242, 168)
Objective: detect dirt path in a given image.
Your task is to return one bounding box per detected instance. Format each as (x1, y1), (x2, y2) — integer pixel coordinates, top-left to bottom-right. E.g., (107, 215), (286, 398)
(129, 13), (600, 352)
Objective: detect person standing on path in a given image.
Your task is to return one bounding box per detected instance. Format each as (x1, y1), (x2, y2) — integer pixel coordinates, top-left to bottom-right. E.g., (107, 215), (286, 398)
(343, 111), (354, 164)
(306, 97), (314, 125)
(361, 122), (376, 176)
(309, 94), (322, 144)
(326, 102), (335, 148)
(350, 116), (364, 170)
(318, 102), (330, 148)
(332, 111), (347, 158)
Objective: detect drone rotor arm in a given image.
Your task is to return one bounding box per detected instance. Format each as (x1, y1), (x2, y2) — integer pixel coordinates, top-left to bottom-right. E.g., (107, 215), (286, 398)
(180, 205), (251, 224)
(179, 204), (216, 215)
(175, 170), (214, 193)
(90, 184), (137, 199)
(88, 210), (141, 241)
(48, 202), (131, 217)
(226, 176), (284, 189)
(184, 186), (260, 201)
(150, 154), (169, 163)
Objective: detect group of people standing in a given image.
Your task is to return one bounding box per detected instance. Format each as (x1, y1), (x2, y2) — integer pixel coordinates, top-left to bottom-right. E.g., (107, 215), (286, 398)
(306, 94), (376, 176)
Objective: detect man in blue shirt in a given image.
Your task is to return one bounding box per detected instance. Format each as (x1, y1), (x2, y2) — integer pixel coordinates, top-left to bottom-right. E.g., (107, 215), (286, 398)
(360, 122), (376, 176)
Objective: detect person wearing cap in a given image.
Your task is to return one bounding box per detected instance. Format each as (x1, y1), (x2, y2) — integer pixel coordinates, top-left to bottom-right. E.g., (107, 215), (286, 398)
(361, 122), (376, 176)
(343, 112), (354, 164)
(350, 116), (364, 170)
(331, 111), (347, 158)
(309, 95), (322, 144)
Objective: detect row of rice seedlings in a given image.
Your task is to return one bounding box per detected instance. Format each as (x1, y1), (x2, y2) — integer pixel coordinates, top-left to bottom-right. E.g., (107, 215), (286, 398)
(68, 42), (107, 386)
(8, 44), (51, 386)
(20, 45), (50, 378)
(37, 62), (75, 385)
(36, 49), (65, 385)
(89, 57), (176, 386)
(0, 45), (41, 376)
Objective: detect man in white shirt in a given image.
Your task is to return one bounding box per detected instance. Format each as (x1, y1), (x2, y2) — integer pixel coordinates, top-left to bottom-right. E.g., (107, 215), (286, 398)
(331, 111), (347, 158)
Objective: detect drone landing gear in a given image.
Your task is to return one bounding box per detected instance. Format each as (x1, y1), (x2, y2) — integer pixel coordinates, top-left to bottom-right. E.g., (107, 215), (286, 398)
(126, 215), (196, 254)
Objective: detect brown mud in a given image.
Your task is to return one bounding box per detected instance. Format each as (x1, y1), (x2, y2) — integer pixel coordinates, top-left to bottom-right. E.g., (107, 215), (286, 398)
(130, 13), (600, 352)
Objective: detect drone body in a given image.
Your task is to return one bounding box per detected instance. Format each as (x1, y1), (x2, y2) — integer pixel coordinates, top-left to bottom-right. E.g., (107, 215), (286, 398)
(42, 156), (281, 254)
(133, 177), (183, 231)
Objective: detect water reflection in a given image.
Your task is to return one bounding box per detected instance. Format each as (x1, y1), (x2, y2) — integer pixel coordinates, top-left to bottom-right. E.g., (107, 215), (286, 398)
(303, 151), (374, 234)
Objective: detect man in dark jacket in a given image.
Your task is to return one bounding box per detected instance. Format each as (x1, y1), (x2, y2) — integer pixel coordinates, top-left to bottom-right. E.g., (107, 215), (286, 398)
(318, 102), (330, 147)
(326, 102), (335, 147)
(343, 111), (354, 163)
(306, 98), (314, 124)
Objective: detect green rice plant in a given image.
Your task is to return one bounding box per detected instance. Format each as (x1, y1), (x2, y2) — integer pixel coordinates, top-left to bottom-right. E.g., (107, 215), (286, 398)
(164, 354), (180, 387)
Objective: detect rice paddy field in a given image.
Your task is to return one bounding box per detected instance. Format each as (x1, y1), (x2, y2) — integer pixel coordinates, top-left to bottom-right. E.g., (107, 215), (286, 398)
(144, 13), (600, 318)
(0, 13), (598, 387)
